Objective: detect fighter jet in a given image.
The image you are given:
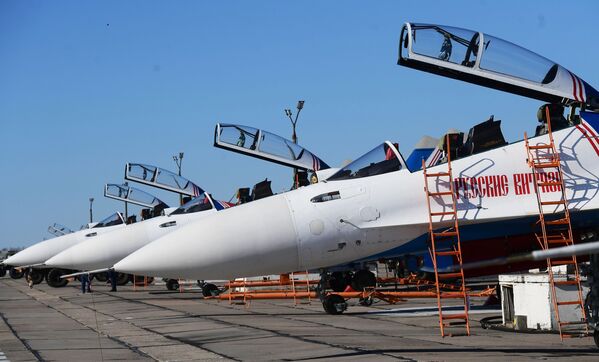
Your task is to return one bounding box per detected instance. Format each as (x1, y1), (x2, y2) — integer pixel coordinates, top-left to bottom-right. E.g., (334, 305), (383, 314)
(45, 173), (226, 275)
(4, 184), (168, 286)
(44, 131), (331, 292)
(3, 211), (127, 286)
(114, 24), (599, 289)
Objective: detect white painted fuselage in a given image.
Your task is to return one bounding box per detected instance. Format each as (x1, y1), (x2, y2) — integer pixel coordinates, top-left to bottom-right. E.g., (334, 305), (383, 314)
(114, 122), (599, 280)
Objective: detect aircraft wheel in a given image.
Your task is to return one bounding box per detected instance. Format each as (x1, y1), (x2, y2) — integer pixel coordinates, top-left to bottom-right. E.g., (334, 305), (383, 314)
(322, 294), (347, 315)
(594, 329), (599, 349)
(202, 283), (219, 297)
(94, 272), (108, 283)
(351, 270), (376, 291)
(9, 267), (24, 279)
(0, 266), (6, 277)
(359, 296), (374, 306)
(166, 279), (179, 291)
(116, 273), (130, 286)
(329, 271), (351, 292)
(29, 269), (45, 285)
(46, 269), (68, 288)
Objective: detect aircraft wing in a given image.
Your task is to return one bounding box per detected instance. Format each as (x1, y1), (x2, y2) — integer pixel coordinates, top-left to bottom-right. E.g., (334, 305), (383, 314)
(125, 163), (204, 197)
(104, 183), (169, 209)
(398, 23), (599, 110)
(214, 123), (330, 171)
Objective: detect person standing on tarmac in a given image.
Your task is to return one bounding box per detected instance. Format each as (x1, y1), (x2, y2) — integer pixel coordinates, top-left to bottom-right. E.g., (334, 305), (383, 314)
(80, 273), (92, 293)
(108, 270), (118, 292)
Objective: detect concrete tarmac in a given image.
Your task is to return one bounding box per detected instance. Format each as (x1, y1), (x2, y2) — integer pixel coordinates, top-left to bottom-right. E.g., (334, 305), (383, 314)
(0, 277), (597, 361)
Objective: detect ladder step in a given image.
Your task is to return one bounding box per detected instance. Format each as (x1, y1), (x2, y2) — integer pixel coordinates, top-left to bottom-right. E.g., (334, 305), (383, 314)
(533, 162), (560, 168)
(553, 280), (580, 286)
(436, 250), (460, 256)
(441, 313), (468, 320)
(551, 259), (576, 265)
(540, 200), (566, 206)
(428, 191), (453, 197)
(556, 300), (583, 306)
(559, 320), (587, 326)
(547, 238), (571, 245)
(546, 218), (569, 225)
(430, 211), (455, 217)
(528, 144), (553, 150)
(437, 272), (463, 279)
(426, 172), (450, 177)
(433, 231), (458, 238)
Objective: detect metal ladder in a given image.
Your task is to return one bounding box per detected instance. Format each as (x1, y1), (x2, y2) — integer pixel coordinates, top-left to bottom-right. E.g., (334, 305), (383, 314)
(422, 134), (470, 337)
(524, 107), (588, 339)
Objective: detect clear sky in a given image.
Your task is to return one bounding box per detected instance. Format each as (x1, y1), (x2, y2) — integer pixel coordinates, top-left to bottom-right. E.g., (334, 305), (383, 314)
(1, 1), (598, 248)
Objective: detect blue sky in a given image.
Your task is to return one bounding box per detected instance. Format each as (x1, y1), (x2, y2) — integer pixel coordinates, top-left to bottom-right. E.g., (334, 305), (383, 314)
(1, 1), (598, 248)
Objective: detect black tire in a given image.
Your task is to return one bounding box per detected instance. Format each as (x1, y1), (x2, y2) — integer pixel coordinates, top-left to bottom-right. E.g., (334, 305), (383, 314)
(94, 272), (108, 283)
(594, 329), (599, 349)
(166, 279), (179, 291)
(202, 283), (219, 297)
(29, 269), (45, 285)
(0, 266), (7, 278)
(9, 267), (24, 279)
(116, 273), (130, 286)
(359, 296), (374, 306)
(351, 270), (376, 291)
(322, 294), (347, 315)
(46, 268), (69, 288)
(329, 271), (351, 292)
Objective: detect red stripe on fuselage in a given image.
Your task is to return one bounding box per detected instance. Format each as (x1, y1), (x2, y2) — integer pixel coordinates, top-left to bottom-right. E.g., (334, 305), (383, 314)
(569, 71), (580, 102)
(577, 123), (599, 156)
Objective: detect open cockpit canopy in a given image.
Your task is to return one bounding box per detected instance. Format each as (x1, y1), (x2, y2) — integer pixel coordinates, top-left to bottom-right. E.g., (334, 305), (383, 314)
(47, 223), (73, 237)
(92, 212), (124, 228)
(328, 142), (405, 181)
(125, 163), (203, 197)
(104, 184), (169, 210)
(214, 124), (330, 171)
(398, 23), (599, 110)
(169, 193), (215, 215)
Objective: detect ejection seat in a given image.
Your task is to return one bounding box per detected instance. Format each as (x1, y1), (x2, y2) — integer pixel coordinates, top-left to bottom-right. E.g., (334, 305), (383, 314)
(535, 104), (570, 136)
(251, 179), (274, 201)
(459, 116), (508, 157)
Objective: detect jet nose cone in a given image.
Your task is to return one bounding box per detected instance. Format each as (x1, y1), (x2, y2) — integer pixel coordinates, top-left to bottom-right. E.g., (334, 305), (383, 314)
(114, 195), (300, 280)
(4, 233), (76, 266)
(46, 223), (147, 271)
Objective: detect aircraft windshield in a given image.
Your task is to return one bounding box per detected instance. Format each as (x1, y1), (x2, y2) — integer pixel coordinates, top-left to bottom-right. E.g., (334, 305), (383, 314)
(126, 163), (203, 197)
(170, 194), (213, 215)
(410, 24), (479, 68)
(328, 143), (402, 181)
(93, 213), (124, 228)
(104, 184), (167, 208)
(215, 124), (329, 171)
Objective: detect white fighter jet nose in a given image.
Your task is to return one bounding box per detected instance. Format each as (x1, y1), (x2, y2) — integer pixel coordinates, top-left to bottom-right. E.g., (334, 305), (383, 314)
(4, 233), (77, 266)
(114, 194), (300, 280)
(46, 222), (148, 271)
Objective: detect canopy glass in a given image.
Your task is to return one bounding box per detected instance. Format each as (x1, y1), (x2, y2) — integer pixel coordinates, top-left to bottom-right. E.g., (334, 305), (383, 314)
(215, 124), (329, 171)
(125, 163), (203, 197)
(328, 142), (404, 181)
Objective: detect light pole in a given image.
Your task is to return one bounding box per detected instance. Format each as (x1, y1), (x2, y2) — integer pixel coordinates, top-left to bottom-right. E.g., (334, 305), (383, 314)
(124, 181), (128, 220)
(89, 197), (94, 223)
(173, 152), (184, 205)
(284, 100), (305, 188)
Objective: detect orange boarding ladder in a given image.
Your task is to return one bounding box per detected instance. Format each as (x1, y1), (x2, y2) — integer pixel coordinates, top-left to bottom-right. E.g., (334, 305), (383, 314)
(422, 134), (470, 337)
(524, 107), (588, 340)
